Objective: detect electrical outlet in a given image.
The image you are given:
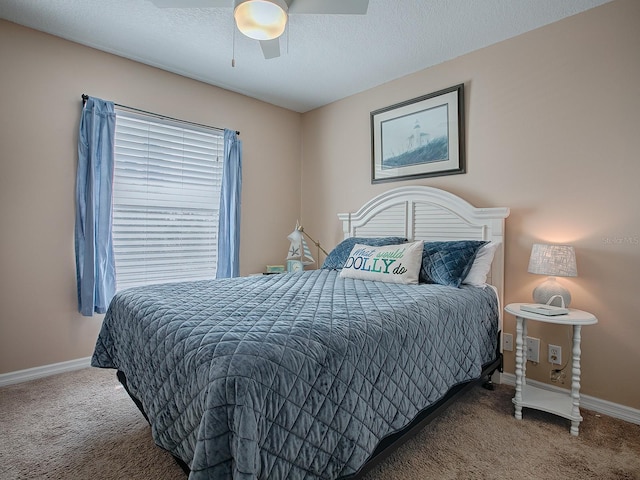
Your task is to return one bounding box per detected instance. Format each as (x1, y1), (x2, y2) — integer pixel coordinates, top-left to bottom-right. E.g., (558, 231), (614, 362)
(548, 344), (562, 365)
(503, 333), (513, 352)
(526, 336), (540, 363)
(550, 369), (566, 384)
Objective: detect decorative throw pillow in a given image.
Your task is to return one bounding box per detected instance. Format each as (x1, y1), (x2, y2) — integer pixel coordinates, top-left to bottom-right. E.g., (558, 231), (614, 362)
(321, 236), (407, 270)
(419, 240), (488, 287)
(339, 241), (423, 285)
(463, 241), (501, 286)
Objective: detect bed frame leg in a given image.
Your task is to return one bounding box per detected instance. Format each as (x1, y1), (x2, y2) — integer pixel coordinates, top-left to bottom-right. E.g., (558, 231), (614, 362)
(482, 375), (495, 390)
(482, 353), (503, 391)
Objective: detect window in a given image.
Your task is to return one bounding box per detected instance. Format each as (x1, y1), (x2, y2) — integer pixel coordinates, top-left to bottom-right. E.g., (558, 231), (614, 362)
(112, 110), (224, 290)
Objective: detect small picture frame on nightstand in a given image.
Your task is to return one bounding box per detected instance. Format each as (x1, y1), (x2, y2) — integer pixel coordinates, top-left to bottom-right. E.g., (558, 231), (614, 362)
(266, 265), (285, 274)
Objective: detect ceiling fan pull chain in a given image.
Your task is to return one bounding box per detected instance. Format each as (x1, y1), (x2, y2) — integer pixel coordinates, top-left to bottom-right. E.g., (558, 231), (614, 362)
(231, 19), (236, 68)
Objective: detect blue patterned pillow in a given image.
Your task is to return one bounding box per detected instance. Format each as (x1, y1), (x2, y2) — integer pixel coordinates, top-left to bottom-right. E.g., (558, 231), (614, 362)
(419, 241), (488, 287)
(321, 237), (407, 270)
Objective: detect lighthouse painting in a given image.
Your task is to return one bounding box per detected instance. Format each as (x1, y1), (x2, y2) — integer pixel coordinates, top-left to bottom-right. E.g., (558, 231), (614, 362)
(380, 104), (449, 168)
(371, 84), (465, 183)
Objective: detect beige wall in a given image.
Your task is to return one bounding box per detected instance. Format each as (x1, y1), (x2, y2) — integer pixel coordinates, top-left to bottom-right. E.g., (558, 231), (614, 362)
(0, 20), (301, 373)
(301, 0), (640, 408)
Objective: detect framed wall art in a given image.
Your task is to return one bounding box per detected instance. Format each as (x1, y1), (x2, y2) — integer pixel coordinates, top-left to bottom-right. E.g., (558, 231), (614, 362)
(371, 84), (465, 183)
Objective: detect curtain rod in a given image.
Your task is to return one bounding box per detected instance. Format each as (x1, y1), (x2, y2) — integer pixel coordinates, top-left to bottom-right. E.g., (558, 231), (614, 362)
(81, 94), (239, 136)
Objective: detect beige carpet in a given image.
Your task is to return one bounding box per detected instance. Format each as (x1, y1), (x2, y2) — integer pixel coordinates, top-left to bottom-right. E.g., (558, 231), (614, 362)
(1, 368), (638, 479)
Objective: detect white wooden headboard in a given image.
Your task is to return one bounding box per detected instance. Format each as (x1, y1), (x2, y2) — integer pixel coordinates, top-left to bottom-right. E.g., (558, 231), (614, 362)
(337, 186), (510, 306)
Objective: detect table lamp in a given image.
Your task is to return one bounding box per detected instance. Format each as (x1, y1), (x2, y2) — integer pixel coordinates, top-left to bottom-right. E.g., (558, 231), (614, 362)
(527, 243), (577, 307)
(285, 221), (328, 272)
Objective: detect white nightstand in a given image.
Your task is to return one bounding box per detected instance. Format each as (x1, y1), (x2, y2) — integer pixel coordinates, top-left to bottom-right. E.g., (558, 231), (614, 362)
(504, 303), (597, 436)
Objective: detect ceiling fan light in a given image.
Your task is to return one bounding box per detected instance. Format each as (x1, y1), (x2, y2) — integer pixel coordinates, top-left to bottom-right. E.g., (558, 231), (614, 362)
(234, 0), (288, 41)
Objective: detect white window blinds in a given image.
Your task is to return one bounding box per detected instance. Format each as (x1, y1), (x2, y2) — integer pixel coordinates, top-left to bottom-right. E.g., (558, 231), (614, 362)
(112, 110), (224, 291)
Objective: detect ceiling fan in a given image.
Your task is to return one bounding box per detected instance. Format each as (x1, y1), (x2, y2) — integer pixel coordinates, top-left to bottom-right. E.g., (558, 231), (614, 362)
(150, 0), (369, 59)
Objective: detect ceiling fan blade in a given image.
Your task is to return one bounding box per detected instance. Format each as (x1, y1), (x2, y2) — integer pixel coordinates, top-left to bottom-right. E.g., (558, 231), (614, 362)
(260, 39), (281, 59)
(288, 0), (368, 15)
(149, 0), (230, 8)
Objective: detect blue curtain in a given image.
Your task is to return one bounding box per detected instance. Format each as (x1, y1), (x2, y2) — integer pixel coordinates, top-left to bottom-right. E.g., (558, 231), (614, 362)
(216, 129), (243, 278)
(75, 96), (116, 316)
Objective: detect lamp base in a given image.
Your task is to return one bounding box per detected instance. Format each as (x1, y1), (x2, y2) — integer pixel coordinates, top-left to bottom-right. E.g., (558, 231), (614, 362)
(532, 277), (571, 307)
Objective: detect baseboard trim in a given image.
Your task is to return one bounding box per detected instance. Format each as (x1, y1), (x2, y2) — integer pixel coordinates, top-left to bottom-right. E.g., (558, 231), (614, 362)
(501, 372), (640, 426)
(0, 357), (92, 387)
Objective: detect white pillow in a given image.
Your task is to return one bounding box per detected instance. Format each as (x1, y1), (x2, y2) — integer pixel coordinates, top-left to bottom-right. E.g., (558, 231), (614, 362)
(340, 241), (423, 285)
(463, 241), (501, 286)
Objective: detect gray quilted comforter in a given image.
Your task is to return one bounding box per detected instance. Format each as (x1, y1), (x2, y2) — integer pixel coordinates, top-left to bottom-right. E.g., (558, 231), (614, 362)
(92, 269), (499, 479)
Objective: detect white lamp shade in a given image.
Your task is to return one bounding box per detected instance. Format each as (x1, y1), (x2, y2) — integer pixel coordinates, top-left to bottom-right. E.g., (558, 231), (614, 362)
(527, 244), (577, 277)
(287, 225), (303, 246)
(286, 221), (315, 265)
(234, 0), (288, 40)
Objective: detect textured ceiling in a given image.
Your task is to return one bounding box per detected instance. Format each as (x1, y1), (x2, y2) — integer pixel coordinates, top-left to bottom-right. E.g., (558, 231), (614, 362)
(0, 0), (611, 112)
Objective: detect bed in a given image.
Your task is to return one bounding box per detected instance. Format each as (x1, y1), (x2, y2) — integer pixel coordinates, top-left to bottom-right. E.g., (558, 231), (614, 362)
(91, 186), (510, 479)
